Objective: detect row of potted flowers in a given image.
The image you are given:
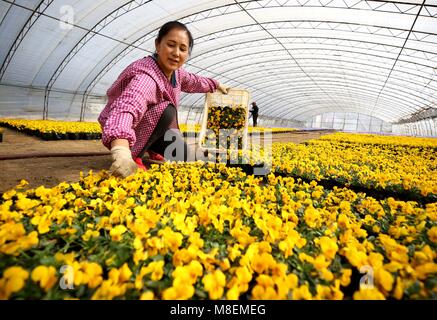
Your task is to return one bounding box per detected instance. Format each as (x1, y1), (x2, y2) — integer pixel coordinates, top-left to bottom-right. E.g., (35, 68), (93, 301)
(0, 119), (434, 203)
(1, 162), (436, 300)
(319, 132), (437, 149)
(0, 119), (102, 140)
(0, 119), (295, 141)
(269, 135), (436, 203)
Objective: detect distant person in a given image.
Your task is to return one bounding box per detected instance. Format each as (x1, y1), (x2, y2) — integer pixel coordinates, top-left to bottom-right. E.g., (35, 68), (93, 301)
(250, 102), (259, 127)
(98, 21), (230, 178)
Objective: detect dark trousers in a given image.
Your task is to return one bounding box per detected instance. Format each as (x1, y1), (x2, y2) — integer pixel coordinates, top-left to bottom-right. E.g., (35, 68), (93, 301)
(139, 104), (190, 161)
(253, 115), (258, 127)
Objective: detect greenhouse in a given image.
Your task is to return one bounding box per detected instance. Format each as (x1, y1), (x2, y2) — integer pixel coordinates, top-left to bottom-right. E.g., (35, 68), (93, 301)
(0, 0), (436, 301)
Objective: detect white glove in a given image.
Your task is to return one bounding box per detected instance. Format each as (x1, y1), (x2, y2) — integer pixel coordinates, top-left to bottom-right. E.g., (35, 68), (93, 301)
(109, 146), (138, 178)
(217, 83), (230, 94)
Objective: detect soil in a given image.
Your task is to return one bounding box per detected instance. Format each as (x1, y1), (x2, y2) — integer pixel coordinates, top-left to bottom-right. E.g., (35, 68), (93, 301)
(0, 127), (334, 193)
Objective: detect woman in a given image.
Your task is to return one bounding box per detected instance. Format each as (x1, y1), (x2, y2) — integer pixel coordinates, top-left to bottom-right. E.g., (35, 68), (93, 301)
(98, 21), (229, 178)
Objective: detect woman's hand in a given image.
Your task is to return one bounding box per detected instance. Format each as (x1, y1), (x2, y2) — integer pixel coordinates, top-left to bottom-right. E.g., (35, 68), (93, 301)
(109, 145), (138, 178)
(217, 83), (230, 94)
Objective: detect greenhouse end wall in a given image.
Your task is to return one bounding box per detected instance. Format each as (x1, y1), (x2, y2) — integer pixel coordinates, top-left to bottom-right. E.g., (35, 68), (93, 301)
(307, 112), (393, 134)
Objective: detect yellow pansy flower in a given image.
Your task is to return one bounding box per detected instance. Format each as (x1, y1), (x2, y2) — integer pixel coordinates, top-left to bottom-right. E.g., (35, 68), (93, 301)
(375, 268), (394, 292)
(340, 269), (352, 287)
(292, 284), (312, 300)
(31, 265), (57, 291)
(202, 270), (226, 300)
(317, 236), (338, 260)
(109, 225), (127, 241)
(252, 284), (277, 300)
(0, 266), (29, 299)
(81, 229), (99, 241)
(251, 252), (274, 274)
(415, 263), (437, 280)
(337, 213), (350, 230)
(82, 262), (103, 288)
(353, 288), (385, 300)
(143, 260), (165, 281)
(226, 286), (240, 300)
(140, 291), (154, 300)
(426, 226), (437, 243)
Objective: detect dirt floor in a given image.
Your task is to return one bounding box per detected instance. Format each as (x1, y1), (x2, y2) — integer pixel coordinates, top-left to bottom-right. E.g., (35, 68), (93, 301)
(0, 128), (334, 193)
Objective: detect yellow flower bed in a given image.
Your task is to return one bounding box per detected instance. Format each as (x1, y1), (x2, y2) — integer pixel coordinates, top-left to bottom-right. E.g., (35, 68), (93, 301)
(320, 132), (437, 149)
(207, 106), (246, 131)
(248, 127), (297, 133)
(179, 123), (201, 133)
(201, 106), (246, 150)
(271, 134), (437, 202)
(0, 119), (293, 138)
(0, 119), (101, 140)
(0, 162), (435, 300)
(203, 145), (270, 169)
(0, 119), (101, 134)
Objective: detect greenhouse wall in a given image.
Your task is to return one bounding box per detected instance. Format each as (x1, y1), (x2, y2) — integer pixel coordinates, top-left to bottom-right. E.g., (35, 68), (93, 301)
(0, 85), (107, 122)
(307, 112), (392, 134)
(0, 86), (46, 119)
(392, 118), (437, 137)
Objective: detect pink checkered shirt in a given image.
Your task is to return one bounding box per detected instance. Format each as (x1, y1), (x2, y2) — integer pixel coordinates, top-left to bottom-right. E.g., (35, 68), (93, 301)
(98, 55), (218, 157)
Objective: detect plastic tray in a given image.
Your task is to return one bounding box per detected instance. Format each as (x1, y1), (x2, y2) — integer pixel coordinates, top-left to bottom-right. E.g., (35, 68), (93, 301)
(198, 88), (250, 154)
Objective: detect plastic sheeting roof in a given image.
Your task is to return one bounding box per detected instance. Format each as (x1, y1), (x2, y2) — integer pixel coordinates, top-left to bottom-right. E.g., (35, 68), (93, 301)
(0, 0), (436, 122)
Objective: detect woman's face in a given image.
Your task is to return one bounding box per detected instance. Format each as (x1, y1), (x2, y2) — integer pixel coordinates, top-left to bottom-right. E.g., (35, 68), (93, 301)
(155, 28), (190, 79)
